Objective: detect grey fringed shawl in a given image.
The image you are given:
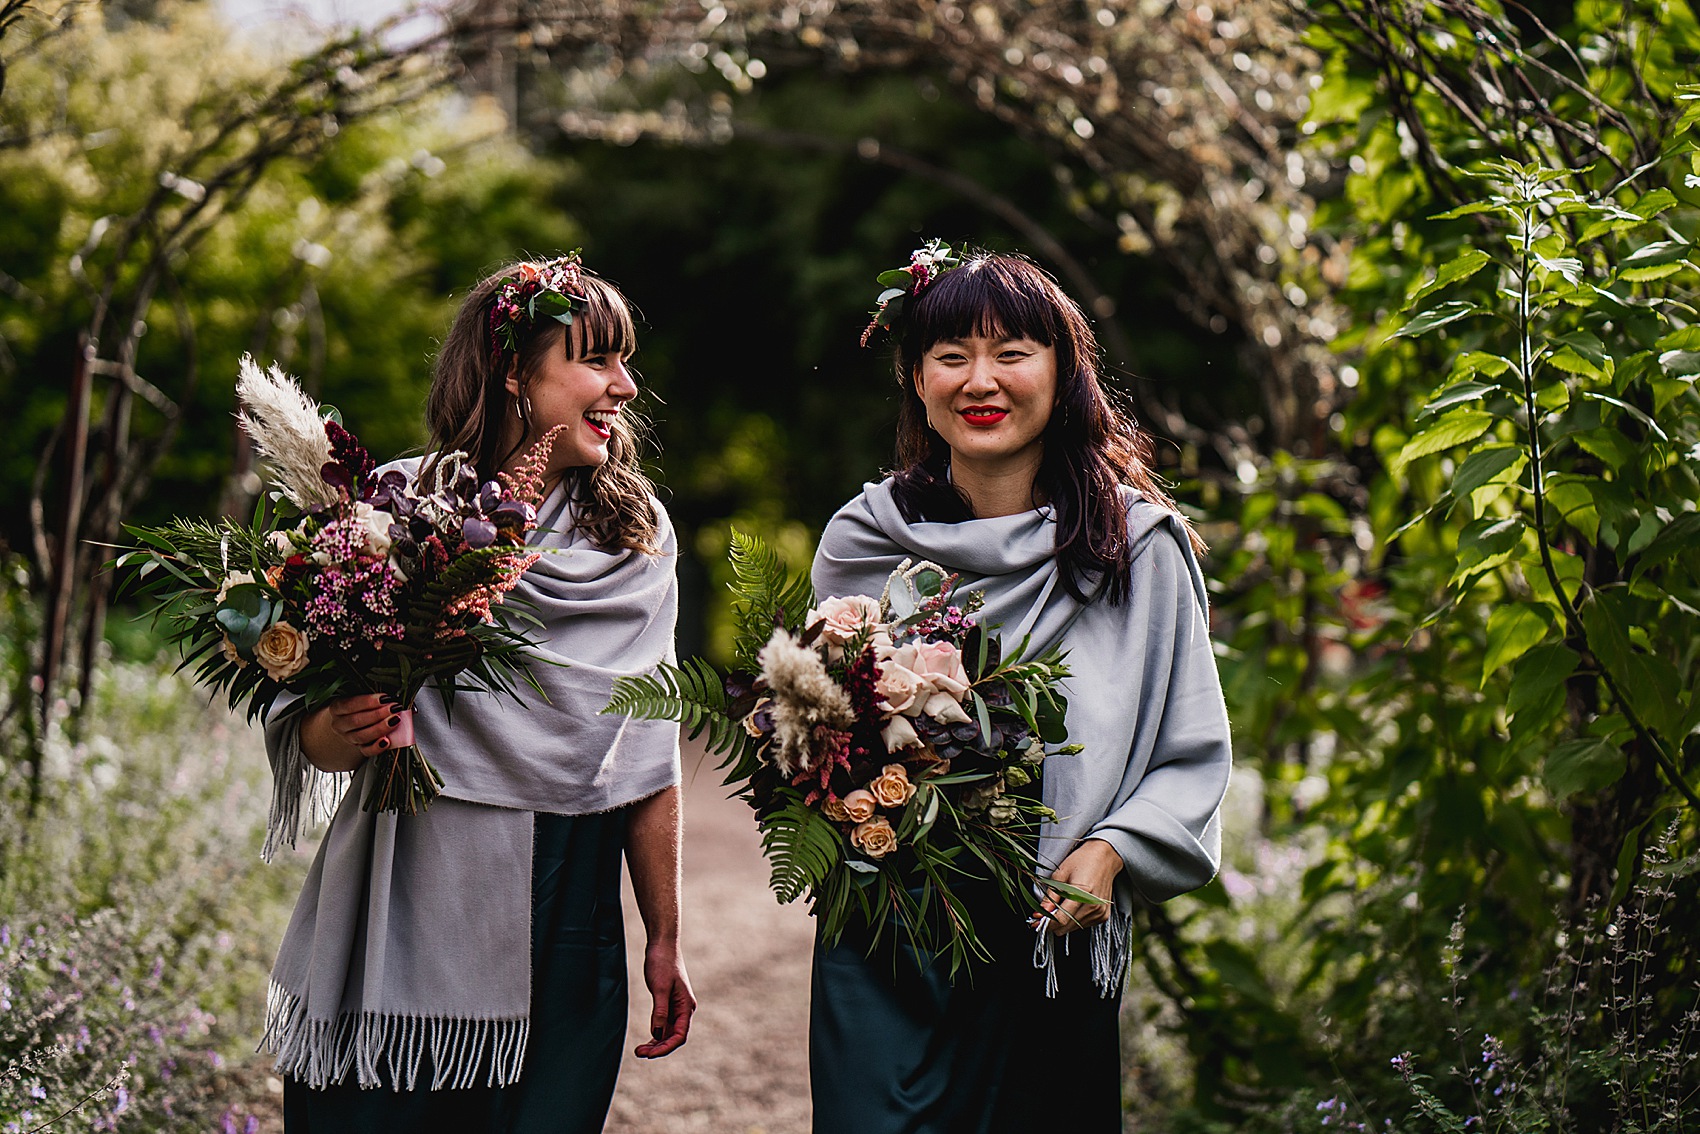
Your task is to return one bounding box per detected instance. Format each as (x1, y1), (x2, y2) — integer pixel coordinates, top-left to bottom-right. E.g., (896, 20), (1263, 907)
(812, 479), (1232, 997)
(260, 460), (681, 1091)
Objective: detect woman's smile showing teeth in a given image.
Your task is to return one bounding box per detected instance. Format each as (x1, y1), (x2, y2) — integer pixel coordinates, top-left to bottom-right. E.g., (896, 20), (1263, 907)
(961, 405), (1009, 427)
(584, 409), (618, 439)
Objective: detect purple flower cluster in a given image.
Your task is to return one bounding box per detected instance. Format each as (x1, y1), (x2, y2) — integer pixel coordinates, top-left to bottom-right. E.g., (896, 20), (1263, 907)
(303, 557), (405, 647)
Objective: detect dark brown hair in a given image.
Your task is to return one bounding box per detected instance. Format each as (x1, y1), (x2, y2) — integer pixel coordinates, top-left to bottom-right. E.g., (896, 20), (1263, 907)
(425, 259), (660, 553)
(889, 251), (1198, 604)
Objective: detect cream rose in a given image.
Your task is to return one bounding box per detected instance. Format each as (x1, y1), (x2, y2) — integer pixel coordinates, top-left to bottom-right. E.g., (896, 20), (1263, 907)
(841, 789), (878, 823)
(875, 642), (972, 724)
(254, 620), (309, 681)
(881, 713), (921, 752)
(850, 816), (898, 859)
(822, 796), (852, 823)
(215, 570), (256, 602)
(806, 595), (885, 657)
(353, 502), (396, 558)
(868, 764), (916, 809)
(873, 647), (926, 716)
(906, 640), (972, 721)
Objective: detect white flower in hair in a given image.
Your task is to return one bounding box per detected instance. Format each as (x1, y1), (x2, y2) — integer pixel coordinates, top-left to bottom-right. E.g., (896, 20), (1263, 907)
(235, 355), (337, 510)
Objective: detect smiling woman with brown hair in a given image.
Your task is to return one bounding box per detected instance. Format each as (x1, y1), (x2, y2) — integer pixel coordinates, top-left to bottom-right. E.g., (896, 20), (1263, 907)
(809, 246), (1232, 1132)
(263, 254), (694, 1134)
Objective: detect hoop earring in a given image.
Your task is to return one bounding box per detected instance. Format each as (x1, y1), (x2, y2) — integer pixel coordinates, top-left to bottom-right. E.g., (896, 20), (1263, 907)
(514, 398), (524, 420)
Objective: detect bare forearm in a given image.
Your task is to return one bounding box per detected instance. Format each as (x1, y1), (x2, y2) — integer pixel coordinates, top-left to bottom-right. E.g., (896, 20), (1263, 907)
(626, 784), (683, 946)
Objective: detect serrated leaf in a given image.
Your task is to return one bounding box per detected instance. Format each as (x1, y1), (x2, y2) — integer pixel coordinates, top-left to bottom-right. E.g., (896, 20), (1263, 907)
(1406, 248), (1493, 310)
(1507, 644), (1580, 717)
(1420, 381), (1497, 418)
(1482, 602), (1552, 687)
(1395, 411), (1494, 469)
(1451, 445), (1526, 498)
(1394, 301), (1478, 338)
(1544, 737), (1625, 799)
(1584, 592), (1681, 739)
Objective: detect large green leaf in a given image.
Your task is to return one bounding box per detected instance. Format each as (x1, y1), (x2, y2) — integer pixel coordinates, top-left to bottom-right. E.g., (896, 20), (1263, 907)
(1507, 644), (1580, 717)
(1482, 602), (1552, 687)
(1395, 410), (1495, 470)
(1544, 737), (1626, 798)
(1393, 300), (1479, 338)
(1583, 592), (1682, 739)
(1405, 248), (1494, 310)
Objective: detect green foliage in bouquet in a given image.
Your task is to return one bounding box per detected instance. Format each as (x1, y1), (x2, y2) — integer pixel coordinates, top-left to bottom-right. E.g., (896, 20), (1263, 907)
(607, 531), (1088, 973)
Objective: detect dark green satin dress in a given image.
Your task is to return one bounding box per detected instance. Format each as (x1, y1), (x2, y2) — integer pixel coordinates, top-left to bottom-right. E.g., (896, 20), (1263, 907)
(282, 809), (629, 1134)
(810, 886), (1124, 1133)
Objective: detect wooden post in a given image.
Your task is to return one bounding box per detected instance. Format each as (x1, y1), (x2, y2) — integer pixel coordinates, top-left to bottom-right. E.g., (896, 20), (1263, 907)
(33, 333), (93, 816)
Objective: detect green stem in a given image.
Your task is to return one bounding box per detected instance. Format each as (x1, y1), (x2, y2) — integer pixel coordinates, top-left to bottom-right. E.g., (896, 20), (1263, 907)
(1515, 204), (1700, 814)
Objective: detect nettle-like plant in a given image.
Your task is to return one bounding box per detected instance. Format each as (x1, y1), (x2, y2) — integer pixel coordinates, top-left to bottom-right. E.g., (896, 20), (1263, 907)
(1389, 135), (1700, 862)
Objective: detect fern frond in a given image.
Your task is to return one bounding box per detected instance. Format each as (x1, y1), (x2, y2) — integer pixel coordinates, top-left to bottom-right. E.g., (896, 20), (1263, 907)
(404, 546), (526, 638)
(759, 797), (843, 903)
(604, 657), (748, 756)
(727, 530), (815, 671)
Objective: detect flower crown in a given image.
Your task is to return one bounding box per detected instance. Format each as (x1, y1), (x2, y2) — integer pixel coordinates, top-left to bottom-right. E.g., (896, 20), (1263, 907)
(859, 239), (965, 347)
(488, 253), (589, 356)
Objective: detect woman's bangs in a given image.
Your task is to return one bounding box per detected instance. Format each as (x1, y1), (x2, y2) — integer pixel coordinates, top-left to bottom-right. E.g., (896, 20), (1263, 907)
(910, 261), (1061, 353)
(570, 276), (639, 359)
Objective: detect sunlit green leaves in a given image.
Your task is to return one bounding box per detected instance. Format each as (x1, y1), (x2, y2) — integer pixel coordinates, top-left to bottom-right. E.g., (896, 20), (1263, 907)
(1544, 737), (1626, 798)
(1481, 602), (1552, 686)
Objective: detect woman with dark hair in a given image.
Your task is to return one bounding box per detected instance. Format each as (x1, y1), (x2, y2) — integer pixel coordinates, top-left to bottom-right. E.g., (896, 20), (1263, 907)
(261, 254), (695, 1133)
(811, 246), (1232, 1132)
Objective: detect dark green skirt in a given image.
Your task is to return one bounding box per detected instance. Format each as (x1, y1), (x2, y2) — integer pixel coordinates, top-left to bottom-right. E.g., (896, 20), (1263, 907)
(283, 809), (629, 1134)
(810, 892), (1124, 1134)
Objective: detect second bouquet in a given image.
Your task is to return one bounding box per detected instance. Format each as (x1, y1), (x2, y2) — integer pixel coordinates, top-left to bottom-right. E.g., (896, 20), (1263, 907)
(607, 533), (1086, 972)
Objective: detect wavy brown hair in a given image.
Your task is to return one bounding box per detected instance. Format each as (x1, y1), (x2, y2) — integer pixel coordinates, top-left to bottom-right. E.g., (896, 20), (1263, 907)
(889, 251), (1199, 604)
(425, 259), (660, 553)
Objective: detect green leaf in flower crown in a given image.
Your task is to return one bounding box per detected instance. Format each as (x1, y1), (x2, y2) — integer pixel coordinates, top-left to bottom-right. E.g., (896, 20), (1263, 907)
(876, 268), (915, 288)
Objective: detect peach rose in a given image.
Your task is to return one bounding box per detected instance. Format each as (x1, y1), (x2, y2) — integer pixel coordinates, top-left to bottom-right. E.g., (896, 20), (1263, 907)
(822, 796), (852, 823)
(850, 816), (898, 859)
(842, 789), (878, 823)
(254, 620), (309, 681)
(868, 764), (916, 809)
(806, 595), (886, 658)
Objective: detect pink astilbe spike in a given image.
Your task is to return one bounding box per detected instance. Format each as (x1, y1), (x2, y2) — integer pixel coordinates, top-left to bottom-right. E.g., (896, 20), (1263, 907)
(498, 424), (569, 505)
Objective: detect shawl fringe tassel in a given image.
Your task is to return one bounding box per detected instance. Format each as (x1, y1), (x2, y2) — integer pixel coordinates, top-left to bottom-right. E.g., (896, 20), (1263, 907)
(1032, 908), (1133, 999)
(262, 713), (348, 865)
(261, 980), (531, 1092)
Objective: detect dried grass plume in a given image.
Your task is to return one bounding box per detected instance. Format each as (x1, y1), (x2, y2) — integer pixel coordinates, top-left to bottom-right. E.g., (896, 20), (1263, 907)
(236, 355), (337, 510)
(758, 628), (856, 776)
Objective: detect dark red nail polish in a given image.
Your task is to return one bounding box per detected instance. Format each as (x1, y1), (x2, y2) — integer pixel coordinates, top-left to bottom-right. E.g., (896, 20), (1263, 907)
(388, 716), (400, 727)
(378, 738), (389, 749)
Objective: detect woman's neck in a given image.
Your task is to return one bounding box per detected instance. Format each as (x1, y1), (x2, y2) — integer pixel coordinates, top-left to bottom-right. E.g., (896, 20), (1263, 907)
(947, 449), (1045, 518)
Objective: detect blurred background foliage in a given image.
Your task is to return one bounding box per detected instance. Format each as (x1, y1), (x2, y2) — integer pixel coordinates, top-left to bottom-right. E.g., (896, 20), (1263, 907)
(2, 0), (1698, 1130)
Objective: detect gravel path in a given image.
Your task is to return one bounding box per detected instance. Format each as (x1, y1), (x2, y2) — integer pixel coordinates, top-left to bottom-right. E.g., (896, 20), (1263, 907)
(605, 751), (816, 1134)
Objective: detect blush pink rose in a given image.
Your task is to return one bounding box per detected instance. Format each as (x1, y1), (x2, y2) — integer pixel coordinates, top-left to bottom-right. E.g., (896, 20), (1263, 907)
(878, 642), (972, 724)
(807, 595), (887, 659)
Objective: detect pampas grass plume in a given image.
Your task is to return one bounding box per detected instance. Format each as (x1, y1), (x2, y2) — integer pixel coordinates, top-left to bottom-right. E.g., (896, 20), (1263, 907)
(759, 628), (855, 775)
(236, 355), (337, 509)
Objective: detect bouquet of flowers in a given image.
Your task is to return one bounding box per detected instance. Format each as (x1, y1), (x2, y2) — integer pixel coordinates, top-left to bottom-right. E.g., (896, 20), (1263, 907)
(606, 534), (1087, 971)
(119, 357), (559, 814)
